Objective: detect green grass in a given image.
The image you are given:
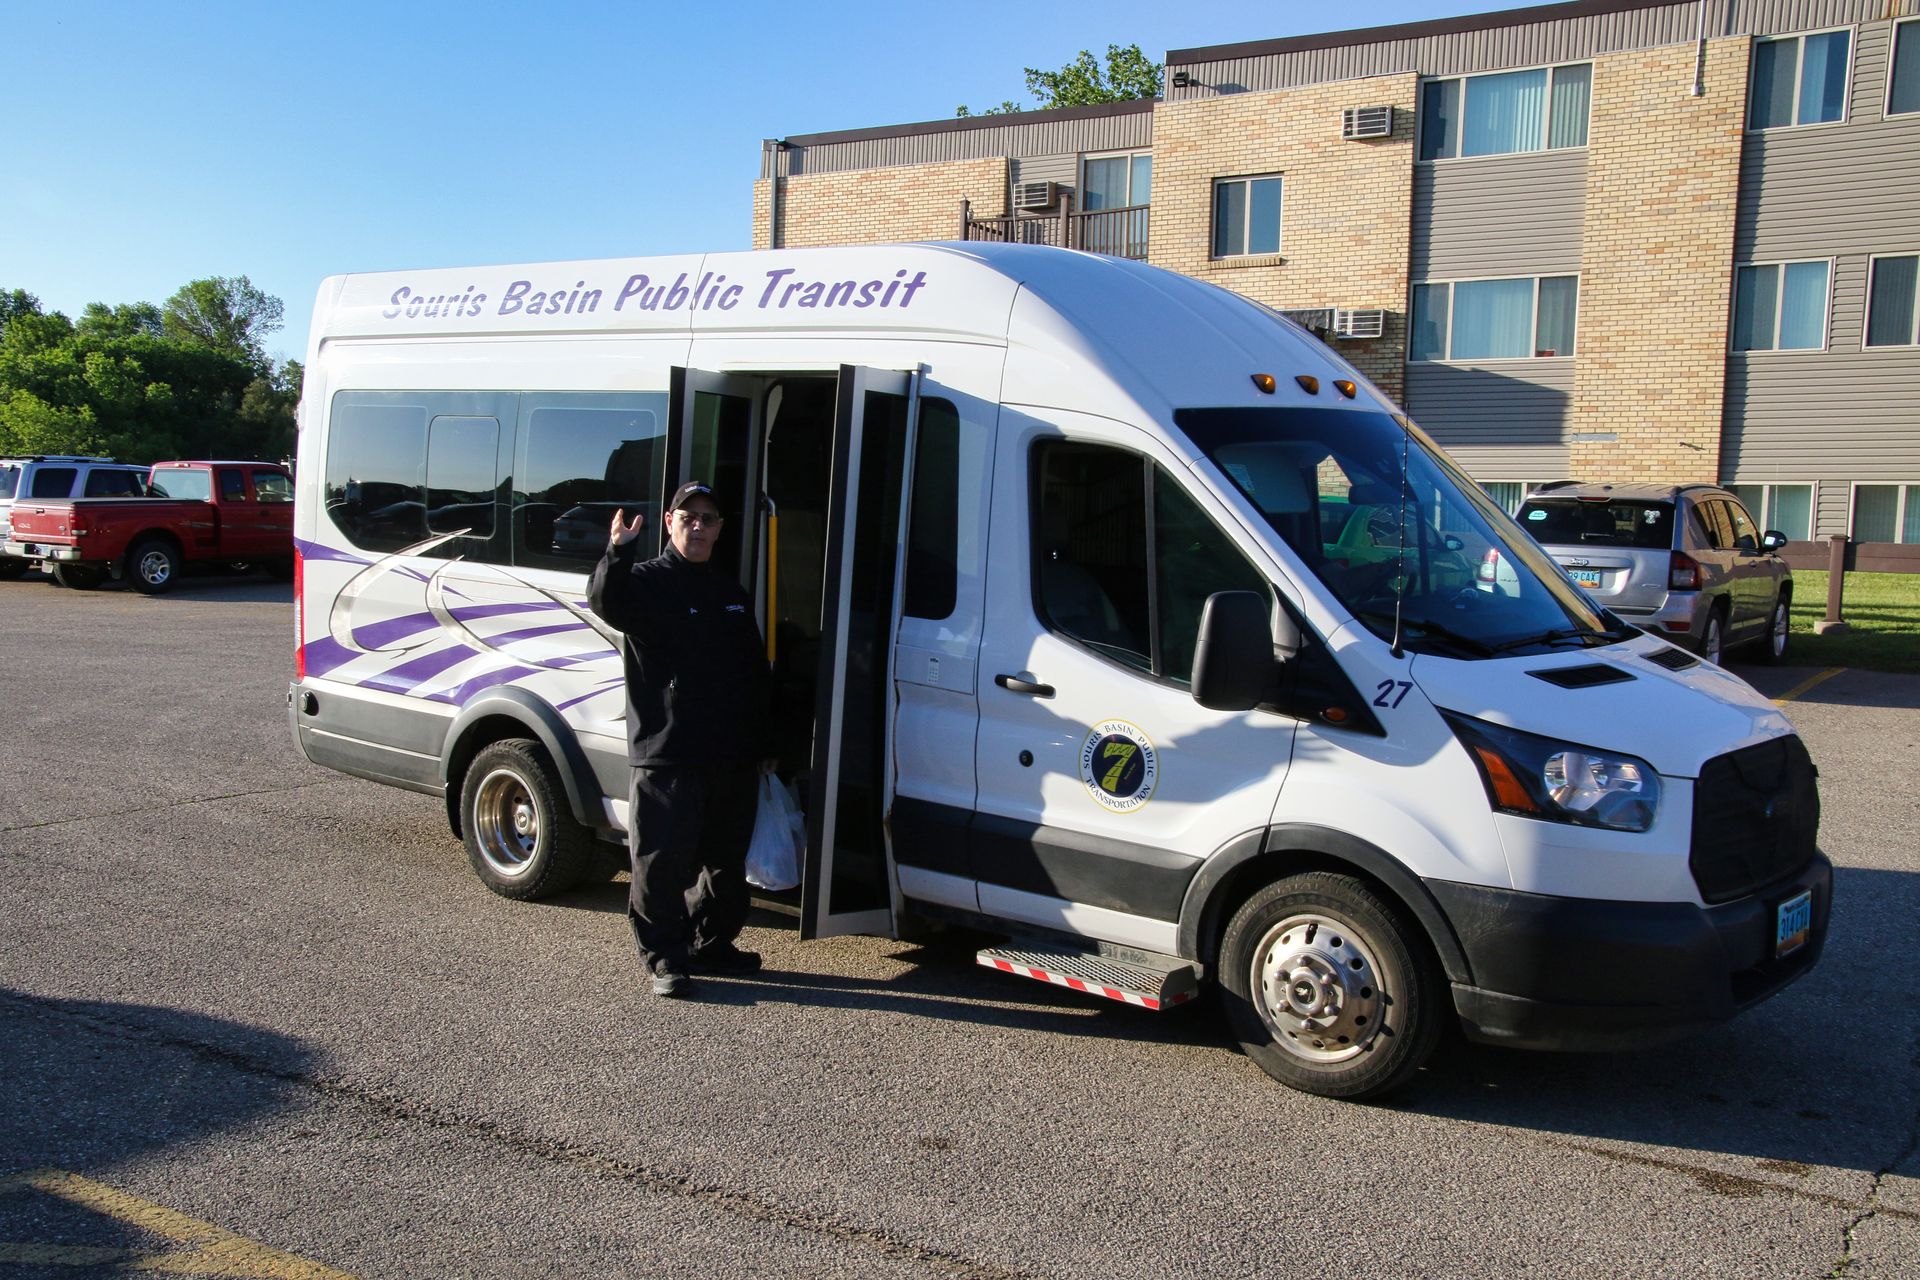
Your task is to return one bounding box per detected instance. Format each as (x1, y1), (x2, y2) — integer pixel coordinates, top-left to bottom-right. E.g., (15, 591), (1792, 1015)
(1781, 571), (1920, 673)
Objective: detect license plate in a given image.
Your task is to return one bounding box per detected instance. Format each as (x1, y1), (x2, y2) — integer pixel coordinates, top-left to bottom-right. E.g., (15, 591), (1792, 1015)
(1775, 890), (1813, 958)
(1569, 569), (1602, 588)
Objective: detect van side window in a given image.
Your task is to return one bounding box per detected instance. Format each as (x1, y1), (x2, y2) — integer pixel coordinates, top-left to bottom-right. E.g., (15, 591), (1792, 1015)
(29, 467), (77, 498)
(426, 416), (500, 540)
(903, 397), (959, 620)
(1033, 441), (1270, 683)
(512, 396), (666, 572)
(326, 391), (517, 556)
(220, 470), (248, 501)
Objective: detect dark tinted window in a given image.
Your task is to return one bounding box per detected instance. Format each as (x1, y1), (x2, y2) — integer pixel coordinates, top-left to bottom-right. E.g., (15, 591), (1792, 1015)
(1035, 442), (1151, 671)
(148, 468), (211, 501)
(326, 391), (514, 555)
(903, 398), (959, 620)
(252, 470), (291, 502)
(426, 416), (499, 539)
(1726, 499), (1758, 549)
(512, 395), (665, 572)
(1518, 499), (1674, 549)
(84, 468), (145, 497)
(1694, 500), (1735, 550)
(1154, 474), (1268, 684)
(220, 470), (247, 501)
(29, 467), (76, 498)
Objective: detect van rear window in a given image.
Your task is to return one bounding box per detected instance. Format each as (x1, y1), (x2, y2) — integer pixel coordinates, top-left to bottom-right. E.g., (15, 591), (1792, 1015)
(0, 464), (18, 500)
(1518, 500), (1673, 549)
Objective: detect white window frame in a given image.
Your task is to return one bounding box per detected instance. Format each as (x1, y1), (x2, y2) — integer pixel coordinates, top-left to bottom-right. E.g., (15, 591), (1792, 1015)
(1747, 27), (1856, 132)
(1865, 252), (1920, 348)
(1417, 61), (1593, 162)
(1731, 258), (1834, 354)
(1210, 173), (1284, 260)
(1886, 17), (1919, 119)
(1849, 480), (1920, 544)
(1408, 273), (1581, 362)
(1725, 481), (1818, 541)
(1079, 150), (1152, 210)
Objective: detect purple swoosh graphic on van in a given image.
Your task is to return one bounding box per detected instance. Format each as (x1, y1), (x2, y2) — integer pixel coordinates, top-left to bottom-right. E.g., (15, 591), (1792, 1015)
(360, 644), (477, 696)
(428, 664), (544, 705)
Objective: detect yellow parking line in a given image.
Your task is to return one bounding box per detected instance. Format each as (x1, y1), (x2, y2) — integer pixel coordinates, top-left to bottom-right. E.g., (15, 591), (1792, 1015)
(1772, 667), (1845, 706)
(0, 1169), (357, 1278)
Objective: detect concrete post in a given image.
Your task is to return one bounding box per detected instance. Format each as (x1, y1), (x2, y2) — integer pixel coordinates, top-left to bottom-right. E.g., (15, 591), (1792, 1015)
(1814, 534), (1850, 635)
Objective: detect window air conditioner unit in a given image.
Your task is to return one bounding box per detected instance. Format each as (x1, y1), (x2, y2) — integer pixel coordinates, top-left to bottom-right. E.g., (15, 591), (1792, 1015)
(1334, 307), (1386, 339)
(1014, 180), (1058, 211)
(1342, 106), (1394, 140)
(1276, 307), (1335, 334)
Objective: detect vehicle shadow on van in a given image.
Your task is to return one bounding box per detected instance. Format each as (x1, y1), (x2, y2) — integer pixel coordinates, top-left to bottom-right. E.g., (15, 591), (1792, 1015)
(1401, 863), (1915, 1175)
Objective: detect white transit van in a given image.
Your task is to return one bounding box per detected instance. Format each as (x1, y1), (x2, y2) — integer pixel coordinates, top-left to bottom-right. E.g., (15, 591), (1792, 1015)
(289, 243), (1828, 1099)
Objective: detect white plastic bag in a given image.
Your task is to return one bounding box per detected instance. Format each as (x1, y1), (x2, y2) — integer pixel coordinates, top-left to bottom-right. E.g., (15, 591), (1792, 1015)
(745, 772), (805, 891)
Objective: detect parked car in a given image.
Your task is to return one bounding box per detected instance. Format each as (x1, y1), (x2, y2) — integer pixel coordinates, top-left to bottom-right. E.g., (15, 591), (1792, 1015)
(1515, 482), (1792, 664)
(0, 456), (149, 579)
(3, 460), (294, 593)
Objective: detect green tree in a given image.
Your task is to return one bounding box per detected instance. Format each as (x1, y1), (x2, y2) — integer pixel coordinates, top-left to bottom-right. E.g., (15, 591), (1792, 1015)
(958, 43), (1163, 117)
(163, 276), (284, 368)
(0, 288), (43, 341)
(77, 300), (165, 339)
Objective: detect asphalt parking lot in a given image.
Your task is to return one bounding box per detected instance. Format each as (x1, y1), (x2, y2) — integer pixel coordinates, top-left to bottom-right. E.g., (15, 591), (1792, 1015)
(0, 571), (1915, 1279)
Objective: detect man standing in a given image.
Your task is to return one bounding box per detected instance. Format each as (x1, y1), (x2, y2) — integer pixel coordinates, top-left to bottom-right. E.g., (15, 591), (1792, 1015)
(588, 481), (772, 997)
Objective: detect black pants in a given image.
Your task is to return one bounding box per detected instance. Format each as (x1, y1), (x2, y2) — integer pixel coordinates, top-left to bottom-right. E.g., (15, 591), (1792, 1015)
(627, 763), (758, 975)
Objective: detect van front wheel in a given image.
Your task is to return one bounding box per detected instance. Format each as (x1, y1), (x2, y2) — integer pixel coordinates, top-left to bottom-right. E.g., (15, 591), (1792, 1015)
(1219, 871), (1443, 1101)
(460, 739), (593, 900)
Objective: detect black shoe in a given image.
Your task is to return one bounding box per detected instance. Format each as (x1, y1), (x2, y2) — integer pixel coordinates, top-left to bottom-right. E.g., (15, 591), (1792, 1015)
(650, 969), (694, 998)
(691, 943), (761, 975)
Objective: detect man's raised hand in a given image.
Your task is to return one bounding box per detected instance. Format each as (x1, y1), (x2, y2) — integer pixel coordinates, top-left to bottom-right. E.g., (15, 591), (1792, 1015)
(609, 509), (647, 546)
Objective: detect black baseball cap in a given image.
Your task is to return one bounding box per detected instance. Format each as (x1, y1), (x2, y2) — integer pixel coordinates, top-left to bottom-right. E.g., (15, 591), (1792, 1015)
(670, 481), (719, 512)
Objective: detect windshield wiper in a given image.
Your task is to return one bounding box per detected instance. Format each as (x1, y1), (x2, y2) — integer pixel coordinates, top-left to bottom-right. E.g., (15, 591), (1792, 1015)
(1355, 611), (1494, 657)
(1486, 626), (1635, 655)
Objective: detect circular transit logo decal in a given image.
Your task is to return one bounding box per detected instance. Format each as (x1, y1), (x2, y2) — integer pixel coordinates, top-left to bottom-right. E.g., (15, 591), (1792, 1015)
(1080, 720), (1158, 813)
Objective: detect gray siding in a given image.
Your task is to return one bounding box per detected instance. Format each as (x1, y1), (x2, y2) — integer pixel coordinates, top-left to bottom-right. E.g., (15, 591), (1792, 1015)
(768, 112), (1150, 177)
(1403, 361), (1576, 479)
(1011, 154), (1078, 191)
(1412, 150), (1587, 280)
(1168, 1), (1917, 96)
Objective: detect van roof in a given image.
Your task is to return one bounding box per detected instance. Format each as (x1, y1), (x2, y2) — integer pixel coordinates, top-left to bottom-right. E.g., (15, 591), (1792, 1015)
(309, 243), (1382, 421)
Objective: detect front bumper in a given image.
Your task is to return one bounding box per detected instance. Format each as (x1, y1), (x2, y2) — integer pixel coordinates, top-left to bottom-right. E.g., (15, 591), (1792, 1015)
(1429, 852), (1831, 1051)
(2, 539), (82, 562)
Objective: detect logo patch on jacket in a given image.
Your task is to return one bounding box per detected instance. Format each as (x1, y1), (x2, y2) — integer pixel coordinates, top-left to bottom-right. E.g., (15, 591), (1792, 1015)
(726, 604), (747, 614)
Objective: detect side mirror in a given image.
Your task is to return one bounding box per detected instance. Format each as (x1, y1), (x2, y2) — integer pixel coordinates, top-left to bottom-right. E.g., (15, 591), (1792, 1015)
(1193, 591), (1282, 712)
(1761, 530), (1788, 554)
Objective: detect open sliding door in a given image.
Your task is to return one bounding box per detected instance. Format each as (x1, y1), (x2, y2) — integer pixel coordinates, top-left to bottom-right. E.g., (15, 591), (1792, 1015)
(667, 367), (762, 593)
(802, 366), (920, 939)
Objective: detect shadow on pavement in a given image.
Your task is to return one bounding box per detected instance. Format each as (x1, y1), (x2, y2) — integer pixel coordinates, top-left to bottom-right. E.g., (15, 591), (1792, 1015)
(1728, 660), (1920, 710)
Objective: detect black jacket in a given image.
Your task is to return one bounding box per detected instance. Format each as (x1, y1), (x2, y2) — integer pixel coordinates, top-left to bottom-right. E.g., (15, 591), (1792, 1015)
(587, 541), (773, 766)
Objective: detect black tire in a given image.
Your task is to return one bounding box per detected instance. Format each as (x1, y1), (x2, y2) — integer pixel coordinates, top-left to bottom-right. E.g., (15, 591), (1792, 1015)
(126, 536), (181, 594)
(0, 557), (29, 580)
(1699, 606), (1728, 666)
(264, 557), (294, 581)
(1756, 594), (1790, 665)
(51, 562), (106, 590)
(1219, 871), (1445, 1101)
(459, 739), (595, 900)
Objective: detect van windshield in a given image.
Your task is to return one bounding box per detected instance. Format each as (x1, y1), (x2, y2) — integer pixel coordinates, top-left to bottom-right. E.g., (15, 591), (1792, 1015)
(1173, 407), (1620, 659)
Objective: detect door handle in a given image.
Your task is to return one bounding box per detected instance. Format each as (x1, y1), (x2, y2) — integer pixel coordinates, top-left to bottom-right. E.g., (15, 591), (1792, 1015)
(995, 673), (1055, 698)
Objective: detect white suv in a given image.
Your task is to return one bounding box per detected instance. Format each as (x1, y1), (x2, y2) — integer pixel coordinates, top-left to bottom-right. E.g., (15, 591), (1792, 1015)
(0, 457), (150, 578)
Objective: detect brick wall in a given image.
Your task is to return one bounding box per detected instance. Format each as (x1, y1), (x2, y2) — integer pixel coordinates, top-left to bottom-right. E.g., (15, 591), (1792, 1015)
(753, 157), (1009, 250)
(1567, 38), (1749, 483)
(1148, 75), (1419, 401)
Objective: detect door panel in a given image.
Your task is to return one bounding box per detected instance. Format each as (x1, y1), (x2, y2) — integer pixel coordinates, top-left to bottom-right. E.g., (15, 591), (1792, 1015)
(668, 368), (760, 590)
(972, 410), (1297, 948)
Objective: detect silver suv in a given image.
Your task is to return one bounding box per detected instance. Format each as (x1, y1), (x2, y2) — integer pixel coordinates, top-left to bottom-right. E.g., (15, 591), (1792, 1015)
(1515, 482), (1792, 665)
(0, 456), (150, 579)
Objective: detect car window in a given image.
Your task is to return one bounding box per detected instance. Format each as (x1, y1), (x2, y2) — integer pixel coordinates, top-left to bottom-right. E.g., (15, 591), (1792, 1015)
(1517, 499), (1674, 549)
(84, 469), (145, 497)
(1726, 500), (1759, 550)
(1695, 500), (1735, 550)
(251, 470), (292, 503)
(29, 467), (78, 498)
(220, 470), (248, 501)
(149, 468), (212, 501)
(0, 464), (19, 500)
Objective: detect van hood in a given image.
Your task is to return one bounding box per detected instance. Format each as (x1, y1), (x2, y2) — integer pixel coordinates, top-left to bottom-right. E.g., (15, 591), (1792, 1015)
(1408, 638), (1795, 779)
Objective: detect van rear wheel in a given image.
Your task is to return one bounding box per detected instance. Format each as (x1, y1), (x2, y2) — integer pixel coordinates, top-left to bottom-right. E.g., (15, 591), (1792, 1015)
(1219, 871), (1444, 1101)
(460, 739), (594, 900)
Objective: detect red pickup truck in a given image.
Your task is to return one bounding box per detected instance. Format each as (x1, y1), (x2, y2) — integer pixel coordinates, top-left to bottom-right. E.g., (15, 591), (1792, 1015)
(3, 461), (294, 593)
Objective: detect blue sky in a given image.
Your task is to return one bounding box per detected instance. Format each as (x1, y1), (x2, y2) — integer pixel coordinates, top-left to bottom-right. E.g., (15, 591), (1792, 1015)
(1, 1), (1541, 367)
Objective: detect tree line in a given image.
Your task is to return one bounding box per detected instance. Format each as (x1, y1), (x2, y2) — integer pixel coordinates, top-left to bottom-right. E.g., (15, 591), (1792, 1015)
(0, 277), (299, 466)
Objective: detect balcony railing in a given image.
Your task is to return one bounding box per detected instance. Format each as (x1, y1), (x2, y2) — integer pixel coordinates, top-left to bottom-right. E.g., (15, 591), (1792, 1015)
(961, 198), (1150, 260)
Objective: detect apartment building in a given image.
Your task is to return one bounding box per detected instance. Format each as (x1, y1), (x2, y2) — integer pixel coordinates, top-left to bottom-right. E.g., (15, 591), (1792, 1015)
(754, 0), (1920, 554)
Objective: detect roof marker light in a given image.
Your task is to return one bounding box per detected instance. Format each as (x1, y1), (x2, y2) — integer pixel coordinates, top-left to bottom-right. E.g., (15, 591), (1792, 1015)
(1252, 373), (1277, 394)
(1334, 379), (1357, 399)
(1294, 375), (1320, 395)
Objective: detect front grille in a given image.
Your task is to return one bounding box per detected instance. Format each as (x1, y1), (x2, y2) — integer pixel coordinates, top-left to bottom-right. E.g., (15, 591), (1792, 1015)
(1691, 736), (1819, 904)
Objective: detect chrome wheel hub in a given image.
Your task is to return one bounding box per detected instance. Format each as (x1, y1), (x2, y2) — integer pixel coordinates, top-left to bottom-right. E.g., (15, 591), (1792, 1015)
(1254, 913), (1386, 1065)
(140, 552), (170, 584)
(475, 768), (539, 877)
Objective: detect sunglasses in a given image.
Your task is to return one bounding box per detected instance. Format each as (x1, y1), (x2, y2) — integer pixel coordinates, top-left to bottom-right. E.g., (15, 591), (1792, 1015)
(676, 510), (723, 528)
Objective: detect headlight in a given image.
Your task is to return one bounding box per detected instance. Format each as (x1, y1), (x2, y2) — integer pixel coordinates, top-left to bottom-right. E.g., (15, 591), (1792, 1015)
(1442, 711), (1661, 833)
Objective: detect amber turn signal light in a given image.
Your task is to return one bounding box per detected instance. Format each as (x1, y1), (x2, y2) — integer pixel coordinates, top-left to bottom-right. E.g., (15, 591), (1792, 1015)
(1333, 379), (1357, 398)
(1251, 373), (1276, 394)
(1294, 375), (1320, 395)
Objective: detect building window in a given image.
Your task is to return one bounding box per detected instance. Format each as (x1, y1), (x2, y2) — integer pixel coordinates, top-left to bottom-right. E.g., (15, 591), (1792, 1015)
(1892, 20), (1920, 116)
(1750, 30), (1852, 128)
(1852, 483), (1920, 543)
(1479, 482), (1549, 515)
(1212, 175), (1282, 258)
(1732, 261), (1830, 351)
(1726, 483), (1815, 540)
(1410, 276), (1578, 361)
(1867, 255), (1920, 347)
(1419, 64), (1590, 160)
(1082, 152), (1151, 210)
